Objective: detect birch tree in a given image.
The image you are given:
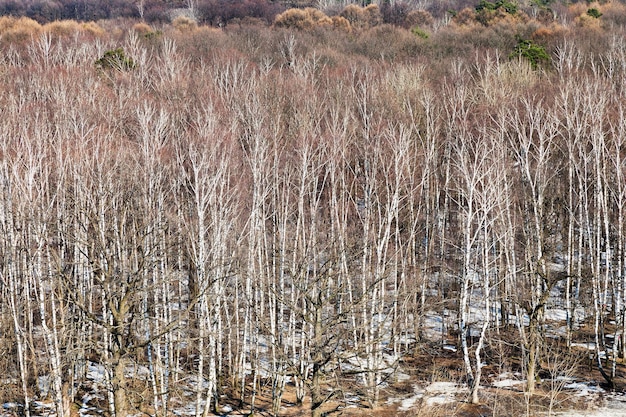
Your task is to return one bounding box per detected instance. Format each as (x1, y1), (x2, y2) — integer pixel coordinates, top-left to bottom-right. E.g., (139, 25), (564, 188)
(177, 101), (235, 416)
(451, 124), (500, 404)
(507, 95), (562, 396)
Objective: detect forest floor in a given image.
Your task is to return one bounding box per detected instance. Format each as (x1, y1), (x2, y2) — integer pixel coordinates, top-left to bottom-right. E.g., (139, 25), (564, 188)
(4, 310), (626, 416)
(168, 352), (626, 417)
(208, 349), (626, 417)
(168, 311), (626, 417)
(3, 343), (626, 417)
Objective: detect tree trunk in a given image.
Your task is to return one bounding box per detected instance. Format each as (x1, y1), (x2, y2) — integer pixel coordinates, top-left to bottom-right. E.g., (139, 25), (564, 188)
(112, 352), (129, 417)
(526, 319), (539, 395)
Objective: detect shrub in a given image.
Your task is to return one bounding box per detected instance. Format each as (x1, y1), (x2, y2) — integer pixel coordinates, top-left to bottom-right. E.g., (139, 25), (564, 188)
(95, 47), (136, 71)
(175, 24), (227, 58)
(452, 7), (479, 26)
(406, 10), (435, 28)
(80, 21), (105, 37)
(131, 22), (162, 42)
(510, 37), (550, 69)
(534, 7), (557, 24)
(0, 16), (42, 43)
(364, 4), (382, 26)
(316, 15), (334, 28)
(273, 8), (344, 31)
(132, 22), (153, 35)
(304, 7), (329, 23)
(586, 8), (602, 19)
(411, 25), (429, 39)
(476, 0), (518, 15)
(44, 19), (81, 37)
(473, 0), (526, 26)
(531, 23), (567, 50)
(331, 15), (351, 33)
(599, 1), (626, 25)
(0, 15), (16, 33)
(173, 15), (198, 32)
(353, 24), (422, 61)
(340, 4), (381, 30)
(274, 8), (317, 30)
(575, 12), (603, 29)
(340, 4), (366, 28)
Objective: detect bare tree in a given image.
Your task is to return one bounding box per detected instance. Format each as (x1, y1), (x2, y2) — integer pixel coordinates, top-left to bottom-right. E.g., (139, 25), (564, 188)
(507, 95), (561, 396)
(450, 122), (501, 404)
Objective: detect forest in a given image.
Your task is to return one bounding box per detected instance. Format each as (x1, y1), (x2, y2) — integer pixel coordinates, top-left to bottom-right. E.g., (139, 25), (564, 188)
(2, 0), (626, 416)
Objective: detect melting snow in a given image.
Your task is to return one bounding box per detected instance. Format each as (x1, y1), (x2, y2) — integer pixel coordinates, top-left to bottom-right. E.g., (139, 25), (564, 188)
(391, 382), (461, 411)
(398, 393), (422, 411)
(563, 382), (605, 397)
(423, 382), (461, 406)
(492, 378), (525, 388)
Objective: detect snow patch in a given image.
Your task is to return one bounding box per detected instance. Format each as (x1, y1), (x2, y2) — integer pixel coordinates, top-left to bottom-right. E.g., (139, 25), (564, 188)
(391, 384), (424, 411)
(86, 361), (106, 383)
(492, 378), (525, 388)
(425, 393), (455, 406)
(424, 381), (459, 393)
(563, 382), (605, 397)
(395, 372), (411, 382)
(398, 393), (422, 411)
(423, 382), (460, 406)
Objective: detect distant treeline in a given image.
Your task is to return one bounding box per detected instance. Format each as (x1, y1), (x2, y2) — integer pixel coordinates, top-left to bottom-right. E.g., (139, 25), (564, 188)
(0, 0), (285, 24)
(0, 0), (517, 26)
